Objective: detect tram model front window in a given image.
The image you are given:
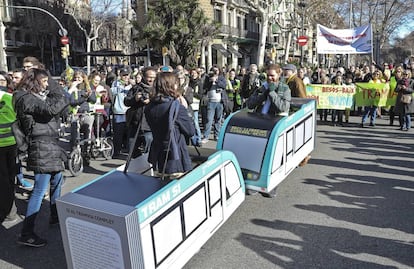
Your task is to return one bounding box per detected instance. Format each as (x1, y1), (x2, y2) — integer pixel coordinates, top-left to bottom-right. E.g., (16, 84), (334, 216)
(222, 133), (267, 181)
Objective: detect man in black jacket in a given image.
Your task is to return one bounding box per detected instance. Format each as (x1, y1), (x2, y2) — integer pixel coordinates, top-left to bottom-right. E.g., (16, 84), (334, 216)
(124, 67), (157, 155)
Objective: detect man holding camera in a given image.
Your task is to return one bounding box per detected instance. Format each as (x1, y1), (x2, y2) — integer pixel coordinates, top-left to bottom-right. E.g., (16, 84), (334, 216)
(201, 66), (227, 143)
(247, 64), (291, 116)
(124, 66), (157, 155)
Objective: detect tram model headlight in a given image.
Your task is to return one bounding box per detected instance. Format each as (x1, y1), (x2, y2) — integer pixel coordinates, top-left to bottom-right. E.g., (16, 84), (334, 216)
(246, 172), (259, 181)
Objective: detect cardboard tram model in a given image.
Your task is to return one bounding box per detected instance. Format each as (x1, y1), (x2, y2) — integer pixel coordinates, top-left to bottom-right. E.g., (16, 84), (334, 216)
(57, 98), (316, 269)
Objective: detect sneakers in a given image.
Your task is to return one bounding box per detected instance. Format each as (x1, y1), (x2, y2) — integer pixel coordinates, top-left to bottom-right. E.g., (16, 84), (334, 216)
(19, 179), (33, 190)
(17, 233), (47, 248)
(200, 138), (209, 144)
(3, 215), (21, 224)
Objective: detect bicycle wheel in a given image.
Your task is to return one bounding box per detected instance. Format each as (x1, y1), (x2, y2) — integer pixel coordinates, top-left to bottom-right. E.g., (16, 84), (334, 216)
(102, 137), (114, 160)
(68, 148), (84, 177)
(91, 143), (100, 158)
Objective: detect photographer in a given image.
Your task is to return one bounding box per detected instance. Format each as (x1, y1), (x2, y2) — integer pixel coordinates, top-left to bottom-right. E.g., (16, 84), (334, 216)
(124, 67), (157, 155)
(247, 64), (291, 116)
(201, 67), (227, 143)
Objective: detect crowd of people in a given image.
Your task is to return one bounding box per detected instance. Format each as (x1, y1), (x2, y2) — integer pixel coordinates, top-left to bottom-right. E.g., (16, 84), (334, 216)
(1, 55), (413, 248)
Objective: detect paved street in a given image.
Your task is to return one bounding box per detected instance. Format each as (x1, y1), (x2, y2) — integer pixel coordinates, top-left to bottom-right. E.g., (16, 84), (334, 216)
(1, 115), (413, 269)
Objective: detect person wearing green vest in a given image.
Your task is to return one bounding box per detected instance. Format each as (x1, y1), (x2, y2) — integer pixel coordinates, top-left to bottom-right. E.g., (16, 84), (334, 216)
(0, 80), (19, 224)
(226, 69), (242, 113)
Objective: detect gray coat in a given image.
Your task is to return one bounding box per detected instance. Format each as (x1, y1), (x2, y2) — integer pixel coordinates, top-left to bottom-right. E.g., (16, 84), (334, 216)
(394, 79), (414, 115)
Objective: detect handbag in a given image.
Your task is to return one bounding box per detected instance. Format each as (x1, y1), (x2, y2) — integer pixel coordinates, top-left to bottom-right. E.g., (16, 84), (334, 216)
(401, 94), (412, 104)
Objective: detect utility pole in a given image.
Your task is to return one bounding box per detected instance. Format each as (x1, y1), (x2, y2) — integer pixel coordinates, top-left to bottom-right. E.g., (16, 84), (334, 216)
(298, 0), (306, 66)
(144, 0), (151, 66)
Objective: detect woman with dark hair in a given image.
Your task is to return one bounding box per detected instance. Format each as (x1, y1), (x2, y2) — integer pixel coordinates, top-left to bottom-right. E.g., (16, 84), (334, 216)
(145, 72), (195, 180)
(0, 70), (12, 93)
(13, 68), (68, 247)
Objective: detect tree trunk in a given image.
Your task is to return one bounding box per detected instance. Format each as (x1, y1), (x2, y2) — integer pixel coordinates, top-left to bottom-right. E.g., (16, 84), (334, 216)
(284, 31), (293, 64)
(257, 14), (268, 68)
(87, 38), (92, 75)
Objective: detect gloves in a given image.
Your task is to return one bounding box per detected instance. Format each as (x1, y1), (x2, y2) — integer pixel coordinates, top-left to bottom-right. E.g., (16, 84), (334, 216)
(268, 83), (276, 92)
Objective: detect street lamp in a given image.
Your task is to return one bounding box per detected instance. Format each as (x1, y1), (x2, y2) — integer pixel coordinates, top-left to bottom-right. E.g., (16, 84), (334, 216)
(0, 5), (69, 69)
(368, 2), (386, 63)
(298, 0), (306, 66)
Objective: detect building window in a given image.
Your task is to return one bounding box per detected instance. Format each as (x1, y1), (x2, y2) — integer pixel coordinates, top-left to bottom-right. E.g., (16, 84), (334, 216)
(214, 9), (222, 23)
(25, 33), (31, 43)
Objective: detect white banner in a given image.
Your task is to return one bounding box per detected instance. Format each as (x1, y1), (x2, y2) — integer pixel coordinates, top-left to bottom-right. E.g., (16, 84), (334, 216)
(316, 24), (372, 54)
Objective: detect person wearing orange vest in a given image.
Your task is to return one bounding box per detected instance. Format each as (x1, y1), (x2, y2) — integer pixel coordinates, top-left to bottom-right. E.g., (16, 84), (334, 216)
(0, 82), (19, 224)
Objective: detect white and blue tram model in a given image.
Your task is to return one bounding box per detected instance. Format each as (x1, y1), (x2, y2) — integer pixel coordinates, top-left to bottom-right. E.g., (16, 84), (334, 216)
(217, 97), (316, 196)
(56, 98), (316, 269)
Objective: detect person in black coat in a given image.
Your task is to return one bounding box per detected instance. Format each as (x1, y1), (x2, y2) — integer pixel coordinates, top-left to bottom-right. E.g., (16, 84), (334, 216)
(145, 72), (195, 180)
(13, 68), (68, 247)
(124, 67), (157, 154)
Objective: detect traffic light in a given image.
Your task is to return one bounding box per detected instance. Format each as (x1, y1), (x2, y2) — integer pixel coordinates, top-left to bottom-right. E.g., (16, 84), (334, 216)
(61, 46), (67, 59)
(61, 44), (70, 59)
(162, 46), (168, 56)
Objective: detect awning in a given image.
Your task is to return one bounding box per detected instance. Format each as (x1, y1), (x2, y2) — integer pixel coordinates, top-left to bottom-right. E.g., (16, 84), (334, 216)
(212, 44), (231, 58)
(79, 49), (125, 56)
(227, 46), (242, 58)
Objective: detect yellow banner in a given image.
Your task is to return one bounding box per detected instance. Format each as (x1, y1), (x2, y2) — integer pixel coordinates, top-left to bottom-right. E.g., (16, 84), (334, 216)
(306, 84), (355, 109)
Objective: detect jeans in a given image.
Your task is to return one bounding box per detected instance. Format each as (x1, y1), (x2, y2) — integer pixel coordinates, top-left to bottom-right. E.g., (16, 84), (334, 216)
(22, 172), (63, 235)
(129, 130), (153, 154)
(113, 120), (128, 154)
(70, 113), (94, 147)
(26, 172), (62, 217)
(361, 106), (377, 124)
(204, 102), (223, 139)
(191, 110), (202, 145)
(400, 114), (411, 129)
(331, 109), (343, 124)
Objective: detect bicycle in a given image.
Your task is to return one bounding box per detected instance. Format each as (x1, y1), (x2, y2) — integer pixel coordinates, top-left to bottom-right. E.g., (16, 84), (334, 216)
(67, 110), (114, 176)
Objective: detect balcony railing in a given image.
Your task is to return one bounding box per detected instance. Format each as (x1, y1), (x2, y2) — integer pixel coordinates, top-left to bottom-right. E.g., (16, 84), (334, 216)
(219, 25), (259, 41)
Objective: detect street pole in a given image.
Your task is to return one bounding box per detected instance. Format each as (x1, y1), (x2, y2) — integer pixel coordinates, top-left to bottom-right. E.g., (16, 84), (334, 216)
(298, 1), (306, 66)
(144, 0), (151, 66)
(3, 5), (67, 36)
(347, 0), (352, 68)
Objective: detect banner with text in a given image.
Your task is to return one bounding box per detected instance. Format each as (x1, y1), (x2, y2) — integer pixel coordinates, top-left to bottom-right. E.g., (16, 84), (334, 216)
(305, 83), (397, 109)
(317, 24), (372, 54)
(354, 83), (396, 107)
(306, 84), (355, 109)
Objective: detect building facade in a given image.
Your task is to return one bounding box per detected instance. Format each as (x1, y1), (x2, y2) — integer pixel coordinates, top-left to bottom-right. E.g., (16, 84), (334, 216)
(133, 0), (316, 71)
(0, 0), (73, 74)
